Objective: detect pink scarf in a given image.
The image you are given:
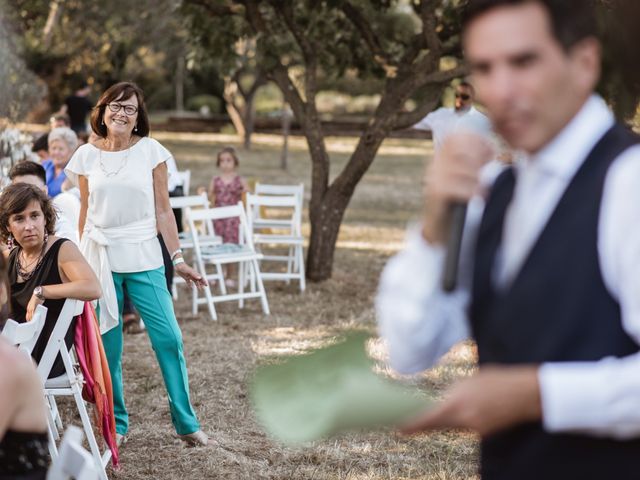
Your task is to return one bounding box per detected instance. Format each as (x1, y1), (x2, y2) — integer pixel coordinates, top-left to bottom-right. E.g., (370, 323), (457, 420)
(74, 302), (119, 467)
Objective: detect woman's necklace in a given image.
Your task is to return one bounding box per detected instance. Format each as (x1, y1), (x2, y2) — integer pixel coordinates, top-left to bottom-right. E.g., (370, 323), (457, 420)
(17, 243), (47, 282)
(99, 136), (133, 177)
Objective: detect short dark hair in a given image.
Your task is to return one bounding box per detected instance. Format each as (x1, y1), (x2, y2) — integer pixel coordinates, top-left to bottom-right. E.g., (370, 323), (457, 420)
(216, 147), (239, 167)
(0, 183), (56, 245)
(9, 161), (47, 185)
(462, 0), (598, 51)
(90, 82), (150, 138)
(51, 113), (71, 127)
(32, 133), (49, 153)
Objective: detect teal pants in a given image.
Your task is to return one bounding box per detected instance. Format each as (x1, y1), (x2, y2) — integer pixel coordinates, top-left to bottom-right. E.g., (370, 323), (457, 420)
(101, 267), (200, 435)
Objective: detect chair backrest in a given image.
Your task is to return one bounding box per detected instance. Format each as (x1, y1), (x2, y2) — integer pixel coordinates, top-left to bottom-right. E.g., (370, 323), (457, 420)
(47, 426), (99, 480)
(188, 202), (254, 248)
(37, 298), (83, 383)
(169, 192), (209, 210)
(1, 305), (48, 355)
(255, 183), (304, 205)
(246, 193), (302, 235)
(174, 170), (191, 195)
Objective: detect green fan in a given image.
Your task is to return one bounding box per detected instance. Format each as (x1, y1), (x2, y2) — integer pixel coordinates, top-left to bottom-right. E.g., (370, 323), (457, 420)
(250, 333), (431, 445)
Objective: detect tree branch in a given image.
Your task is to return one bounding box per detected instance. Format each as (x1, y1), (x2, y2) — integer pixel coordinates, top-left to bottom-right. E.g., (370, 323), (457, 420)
(340, 2), (395, 70)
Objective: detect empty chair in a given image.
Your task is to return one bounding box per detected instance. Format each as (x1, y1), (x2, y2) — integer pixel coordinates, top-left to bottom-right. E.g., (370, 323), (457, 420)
(187, 202), (270, 321)
(246, 193), (306, 292)
(169, 193), (223, 300)
(47, 426), (100, 480)
(252, 183), (304, 231)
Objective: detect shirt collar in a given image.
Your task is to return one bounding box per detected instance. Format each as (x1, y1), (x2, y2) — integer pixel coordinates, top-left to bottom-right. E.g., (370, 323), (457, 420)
(515, 95), (614, 180)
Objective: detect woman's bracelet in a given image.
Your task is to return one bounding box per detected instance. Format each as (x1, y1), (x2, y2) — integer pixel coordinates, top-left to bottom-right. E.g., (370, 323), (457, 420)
(170, 248), (183, 261)
(172, 256), (185, 267)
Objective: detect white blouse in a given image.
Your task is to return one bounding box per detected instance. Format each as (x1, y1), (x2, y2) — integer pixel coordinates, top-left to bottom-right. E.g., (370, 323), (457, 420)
(65, 136), (172, 272)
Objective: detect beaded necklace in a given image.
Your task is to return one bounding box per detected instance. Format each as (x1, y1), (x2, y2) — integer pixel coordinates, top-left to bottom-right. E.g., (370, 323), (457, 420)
(99, 136), (133, 177)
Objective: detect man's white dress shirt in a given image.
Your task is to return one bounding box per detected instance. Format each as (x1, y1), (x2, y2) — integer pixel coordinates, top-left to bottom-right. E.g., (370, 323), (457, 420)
(377, 95), (640, 439)
(414, 106), (492, 151)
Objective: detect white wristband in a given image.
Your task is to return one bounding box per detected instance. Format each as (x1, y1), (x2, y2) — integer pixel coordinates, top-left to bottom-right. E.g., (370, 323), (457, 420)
(172, 256), (185, 267)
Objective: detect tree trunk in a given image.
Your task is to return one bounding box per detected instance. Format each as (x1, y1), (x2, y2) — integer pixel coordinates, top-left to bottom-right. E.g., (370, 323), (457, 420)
(242, 91), (256, 149)
(306, 191), (350, 281)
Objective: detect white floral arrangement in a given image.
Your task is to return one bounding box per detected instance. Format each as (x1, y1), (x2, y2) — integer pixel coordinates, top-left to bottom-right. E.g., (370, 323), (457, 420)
(0, 128), (39, 189)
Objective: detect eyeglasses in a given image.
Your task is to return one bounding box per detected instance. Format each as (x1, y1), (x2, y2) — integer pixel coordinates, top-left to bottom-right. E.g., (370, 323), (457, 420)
(455, 93), (471, 101)
(106, 103), (138, 115)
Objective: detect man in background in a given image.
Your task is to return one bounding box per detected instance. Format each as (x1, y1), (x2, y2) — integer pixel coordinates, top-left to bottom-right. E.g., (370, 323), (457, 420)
(413, 81), (491, 151)
(59, 82), (92, 134)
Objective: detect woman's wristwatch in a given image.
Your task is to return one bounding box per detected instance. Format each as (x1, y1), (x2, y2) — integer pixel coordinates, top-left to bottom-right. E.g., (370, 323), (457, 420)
(171, 248), (185, 266)
(33, 286), (45, 301)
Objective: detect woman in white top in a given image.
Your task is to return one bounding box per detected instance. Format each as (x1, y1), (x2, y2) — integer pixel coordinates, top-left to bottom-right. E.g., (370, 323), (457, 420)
(65, 82), (209, 446)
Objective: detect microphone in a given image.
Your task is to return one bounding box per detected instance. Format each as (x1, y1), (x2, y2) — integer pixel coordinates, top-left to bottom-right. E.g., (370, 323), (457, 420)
(441, 202), (467, 292)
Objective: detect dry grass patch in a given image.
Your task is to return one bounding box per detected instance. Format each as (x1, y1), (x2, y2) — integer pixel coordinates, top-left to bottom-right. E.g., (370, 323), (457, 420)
(58, 132), (478, 479)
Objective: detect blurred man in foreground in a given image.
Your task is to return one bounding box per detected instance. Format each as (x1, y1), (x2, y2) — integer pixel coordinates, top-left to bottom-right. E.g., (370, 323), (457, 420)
(377, 1), (640, 478)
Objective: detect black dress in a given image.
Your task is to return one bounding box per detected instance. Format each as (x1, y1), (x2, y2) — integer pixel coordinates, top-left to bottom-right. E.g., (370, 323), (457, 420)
(0, 430), (48, 479)
(8, 238), (76, 378)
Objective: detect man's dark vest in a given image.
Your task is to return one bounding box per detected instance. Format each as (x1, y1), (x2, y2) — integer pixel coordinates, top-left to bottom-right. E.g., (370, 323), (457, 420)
(470, 124), (640, 480)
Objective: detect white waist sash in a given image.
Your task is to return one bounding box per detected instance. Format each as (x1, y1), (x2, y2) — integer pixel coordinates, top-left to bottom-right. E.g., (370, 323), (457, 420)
(81, 217), (157, 334)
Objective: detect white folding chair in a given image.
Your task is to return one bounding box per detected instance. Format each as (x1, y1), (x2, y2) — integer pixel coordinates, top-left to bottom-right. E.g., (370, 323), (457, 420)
(188, 202), (270, 321)
(1, 305), (48, 355)
(246, 193), (306, 291)
(170, 193), (223, 300)
(47, 426), (100, 480)
(37, 299), (111, 480)
(252, 183), (304, 231)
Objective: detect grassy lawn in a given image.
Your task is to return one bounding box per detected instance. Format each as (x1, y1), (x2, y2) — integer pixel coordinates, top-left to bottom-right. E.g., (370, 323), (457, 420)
(73, 131), (479, 479)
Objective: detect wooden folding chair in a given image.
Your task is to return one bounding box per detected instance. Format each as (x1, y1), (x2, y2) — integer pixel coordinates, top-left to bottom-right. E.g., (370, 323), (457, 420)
(246, 193), (306, 292)
(37, 299), (111, 480)
(188, 202), (270, 321)
(47, 426), (100, 480)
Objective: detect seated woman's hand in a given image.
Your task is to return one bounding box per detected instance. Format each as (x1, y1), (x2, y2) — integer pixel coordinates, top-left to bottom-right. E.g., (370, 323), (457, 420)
(175, 262), (208, 289)
(26, 289), (46, 322)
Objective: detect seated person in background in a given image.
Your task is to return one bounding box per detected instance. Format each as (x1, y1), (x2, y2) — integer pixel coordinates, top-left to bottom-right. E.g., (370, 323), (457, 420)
(42, 127), (78, 198)
(0, 183), (101, 377)
(31, 114), (71, 164)
(0, 253), (49, 480)
(9, 161), (80, 244)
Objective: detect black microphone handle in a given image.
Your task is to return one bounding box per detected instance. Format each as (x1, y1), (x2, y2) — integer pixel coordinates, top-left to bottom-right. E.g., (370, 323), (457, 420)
(442, 203), (468, 292)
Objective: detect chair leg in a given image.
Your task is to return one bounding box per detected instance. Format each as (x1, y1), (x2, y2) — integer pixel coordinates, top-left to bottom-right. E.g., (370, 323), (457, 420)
(253, 259), (270, 315)
(286, 246), (293, 284)
(239, 261), (245, 309)
(203, 275), (218, 321)
(47, 394), (63, 437)
(217, 262), (227, 295)
(191, 284), (198, 316)
(73, 388), (109, 480)
(298, 245), (306, 292)
(46, 417), (59, 459)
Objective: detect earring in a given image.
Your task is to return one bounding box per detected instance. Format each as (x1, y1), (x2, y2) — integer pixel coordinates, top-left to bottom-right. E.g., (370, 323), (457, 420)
(101, 118), (104, 126)
(6, 234), (14, 250)
(134, 125), (138, 132)
(43, 231), (49, 245)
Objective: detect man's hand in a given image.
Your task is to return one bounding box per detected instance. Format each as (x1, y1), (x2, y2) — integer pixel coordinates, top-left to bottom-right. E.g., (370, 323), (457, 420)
(422, 133), (494, 244)
(402, 365), (542, 437)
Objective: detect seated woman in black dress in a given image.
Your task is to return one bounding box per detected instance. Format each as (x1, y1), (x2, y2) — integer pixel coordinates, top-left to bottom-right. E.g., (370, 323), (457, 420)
(0, 183), (101, 377)
(0, 250), (49, 479)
